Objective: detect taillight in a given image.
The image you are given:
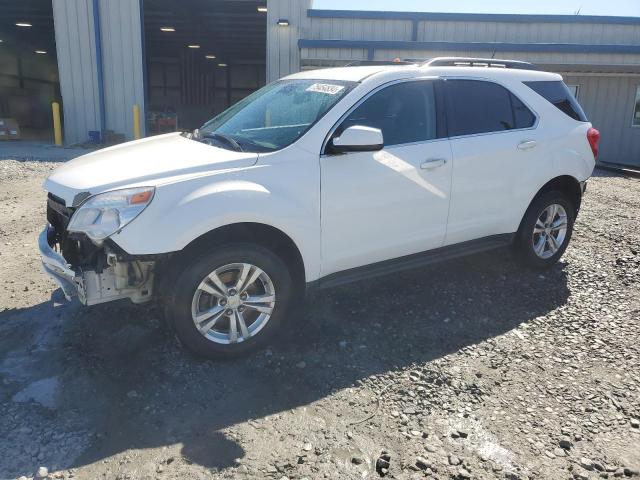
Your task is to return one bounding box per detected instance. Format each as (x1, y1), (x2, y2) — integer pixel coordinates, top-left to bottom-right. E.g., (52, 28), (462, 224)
(587, 127), (600, 159)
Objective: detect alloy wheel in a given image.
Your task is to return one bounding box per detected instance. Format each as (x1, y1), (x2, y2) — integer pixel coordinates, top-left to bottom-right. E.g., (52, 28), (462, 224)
(191, 263), (276, 344)
(532, 203), (568, 259)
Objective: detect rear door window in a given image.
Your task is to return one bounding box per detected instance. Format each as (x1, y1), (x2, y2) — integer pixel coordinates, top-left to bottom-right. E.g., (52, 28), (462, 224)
(444, 79), (535, 137)
(524, 80), (588, 122)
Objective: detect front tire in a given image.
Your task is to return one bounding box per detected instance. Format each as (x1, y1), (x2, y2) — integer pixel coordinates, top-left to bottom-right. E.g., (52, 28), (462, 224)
(515, 190), (576, 270)
(166, 244), (294, 359)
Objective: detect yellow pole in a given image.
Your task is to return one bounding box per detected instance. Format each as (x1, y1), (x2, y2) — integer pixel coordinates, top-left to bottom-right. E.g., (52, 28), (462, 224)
(52, 102), (62, 146)
(133, 104), (141, 140)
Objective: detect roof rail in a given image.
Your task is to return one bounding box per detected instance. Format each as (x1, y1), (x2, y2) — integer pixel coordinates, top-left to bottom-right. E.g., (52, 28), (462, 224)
(345, 59), (414, 67)
(424, 57), (541, 71)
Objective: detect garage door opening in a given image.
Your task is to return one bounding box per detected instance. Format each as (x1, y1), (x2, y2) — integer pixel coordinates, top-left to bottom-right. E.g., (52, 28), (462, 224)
(0, 1), (60, 142)
(142, 0), (267, 136)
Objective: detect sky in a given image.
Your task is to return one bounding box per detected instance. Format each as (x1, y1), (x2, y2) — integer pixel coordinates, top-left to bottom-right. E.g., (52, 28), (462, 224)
(313, 0), (640, 17)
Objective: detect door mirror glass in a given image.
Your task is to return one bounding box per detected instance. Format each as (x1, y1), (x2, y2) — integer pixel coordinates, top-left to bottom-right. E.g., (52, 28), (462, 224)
(331, 125), (383, 153)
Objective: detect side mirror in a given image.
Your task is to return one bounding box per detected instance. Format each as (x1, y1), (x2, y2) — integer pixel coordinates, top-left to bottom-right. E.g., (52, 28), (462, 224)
(330, 125), (383, 153)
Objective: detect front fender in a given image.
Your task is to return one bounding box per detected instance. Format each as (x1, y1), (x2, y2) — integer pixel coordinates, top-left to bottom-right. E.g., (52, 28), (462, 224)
(111, 174), (321, 280)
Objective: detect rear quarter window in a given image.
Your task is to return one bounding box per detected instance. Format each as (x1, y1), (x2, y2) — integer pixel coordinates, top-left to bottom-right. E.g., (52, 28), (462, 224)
(524, 81), (588, 122)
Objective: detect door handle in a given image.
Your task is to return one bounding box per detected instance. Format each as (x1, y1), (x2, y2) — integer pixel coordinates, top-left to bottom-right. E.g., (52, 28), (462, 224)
(420, 158), (447, 170)
(517, 140), (537, 151)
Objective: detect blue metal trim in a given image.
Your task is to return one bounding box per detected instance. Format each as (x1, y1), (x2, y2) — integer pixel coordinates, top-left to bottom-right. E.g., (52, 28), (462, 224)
(308, 9), (640, 25)
(367, 48), (374, 60)
(92, 0), (106, 142)
(298, 39), (640, 54)
(411, 19), (418, 41)
(139, 0), (147, 136)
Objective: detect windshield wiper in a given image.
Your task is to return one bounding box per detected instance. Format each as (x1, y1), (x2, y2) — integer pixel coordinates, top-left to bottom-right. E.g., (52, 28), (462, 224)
(202, 132), (243, 152)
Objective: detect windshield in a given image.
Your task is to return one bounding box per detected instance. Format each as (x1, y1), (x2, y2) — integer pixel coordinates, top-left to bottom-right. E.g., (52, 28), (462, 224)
(199, 79), (355, 152)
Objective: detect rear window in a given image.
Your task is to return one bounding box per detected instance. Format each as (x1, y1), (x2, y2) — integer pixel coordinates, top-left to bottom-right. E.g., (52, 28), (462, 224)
(524, 81), (588, 122)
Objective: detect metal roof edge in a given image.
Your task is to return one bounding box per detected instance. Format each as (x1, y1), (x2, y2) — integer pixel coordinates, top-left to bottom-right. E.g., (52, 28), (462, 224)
(298, 39), (640, 54)
(307, 9), (640, 25)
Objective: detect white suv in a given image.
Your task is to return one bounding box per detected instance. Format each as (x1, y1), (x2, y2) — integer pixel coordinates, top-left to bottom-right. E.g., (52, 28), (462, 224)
(40, 57), (600, 358)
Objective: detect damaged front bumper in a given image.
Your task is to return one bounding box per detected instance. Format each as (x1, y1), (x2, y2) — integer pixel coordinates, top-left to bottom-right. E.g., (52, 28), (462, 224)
(39, 226), (79, 301)
(39, 225), (155, 306)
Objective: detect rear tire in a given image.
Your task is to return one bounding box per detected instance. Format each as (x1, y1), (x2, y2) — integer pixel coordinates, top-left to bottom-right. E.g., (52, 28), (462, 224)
(165, 244), (294, 359)
(515, 190), (575, 270)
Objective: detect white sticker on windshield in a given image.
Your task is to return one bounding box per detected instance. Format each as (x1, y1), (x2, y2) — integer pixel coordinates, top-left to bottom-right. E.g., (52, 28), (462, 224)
(306, 83), (345, 95)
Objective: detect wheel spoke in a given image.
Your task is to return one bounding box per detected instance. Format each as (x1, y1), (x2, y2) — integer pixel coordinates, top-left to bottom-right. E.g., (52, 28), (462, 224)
(547, 234), (559, 252)
(551, 216), (567, 230)
(207, 271), (228, 295)
(546, 204), (557, 223)
(241, 267), (264, 294)
(244, 303), (273, 314)
(199, 282), (225, 298)
(533, 225), (546, 234)
(229, 311), (238, 343)
(236, 310), (250, 339)
(235, 263), (251, 291)
(195, 306), (225, 332)
(534, 235), (546, 256)
(244, 294), (275, 314)
(245, 294), (275, 305)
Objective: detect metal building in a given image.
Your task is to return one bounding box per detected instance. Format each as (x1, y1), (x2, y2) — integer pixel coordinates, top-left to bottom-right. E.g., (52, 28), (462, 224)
(2, 0), (639, 167)
(268, 0), (640, 167)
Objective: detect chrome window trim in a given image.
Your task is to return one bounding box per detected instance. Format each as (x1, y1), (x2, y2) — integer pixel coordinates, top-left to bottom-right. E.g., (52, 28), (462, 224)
(321, 76), (442, 156)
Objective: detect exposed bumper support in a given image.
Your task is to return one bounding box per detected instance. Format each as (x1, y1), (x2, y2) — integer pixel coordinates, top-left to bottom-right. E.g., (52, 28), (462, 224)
(38, 226), (80, 300)
(39, 225), (155, 305)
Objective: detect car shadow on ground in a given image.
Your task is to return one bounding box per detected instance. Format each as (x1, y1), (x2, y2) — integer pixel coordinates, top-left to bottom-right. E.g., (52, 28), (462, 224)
(1, 249), (570, 475)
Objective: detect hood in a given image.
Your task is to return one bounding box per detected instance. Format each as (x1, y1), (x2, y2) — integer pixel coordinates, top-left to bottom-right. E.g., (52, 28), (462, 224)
(43, 132), (258, 206)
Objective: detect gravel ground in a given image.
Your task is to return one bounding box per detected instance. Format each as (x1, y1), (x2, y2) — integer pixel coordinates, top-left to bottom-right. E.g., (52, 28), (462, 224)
(0, 158), (639, 480)
(0, 142), (96, 162)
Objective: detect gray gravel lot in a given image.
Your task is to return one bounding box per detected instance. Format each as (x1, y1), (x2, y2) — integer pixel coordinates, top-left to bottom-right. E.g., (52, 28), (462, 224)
(0, 158), (639, 480)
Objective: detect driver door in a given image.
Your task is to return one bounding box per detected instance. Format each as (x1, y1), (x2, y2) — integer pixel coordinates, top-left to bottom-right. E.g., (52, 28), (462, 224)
(320, 79), (453, 276)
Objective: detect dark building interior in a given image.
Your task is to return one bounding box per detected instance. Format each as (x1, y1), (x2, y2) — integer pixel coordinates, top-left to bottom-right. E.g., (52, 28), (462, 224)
(142, 0), (267, 135)
(0, 0), (60, 142)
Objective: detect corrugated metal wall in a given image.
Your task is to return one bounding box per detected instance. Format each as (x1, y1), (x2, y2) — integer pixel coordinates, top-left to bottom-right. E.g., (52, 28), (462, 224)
(269, 6), (640, 166)
(266, 0), (312, 82)
(417, 21), (640, 44)
(564, 73), (640, 165)
(299, 18), (640, 70)
(309, 18), (411, 42)
(53, 0), (145, 144)
(99, 0), (146, 140)
(300, 47), (640, 67)
(303, 17), (640, 45)
(52, 1), (640, 166)
(52, 0), (101, 145)
(303, 17), (640, 44)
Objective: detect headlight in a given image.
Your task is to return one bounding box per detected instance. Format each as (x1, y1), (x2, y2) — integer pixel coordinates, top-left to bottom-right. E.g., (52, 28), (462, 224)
(68, 187), (155, 243)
